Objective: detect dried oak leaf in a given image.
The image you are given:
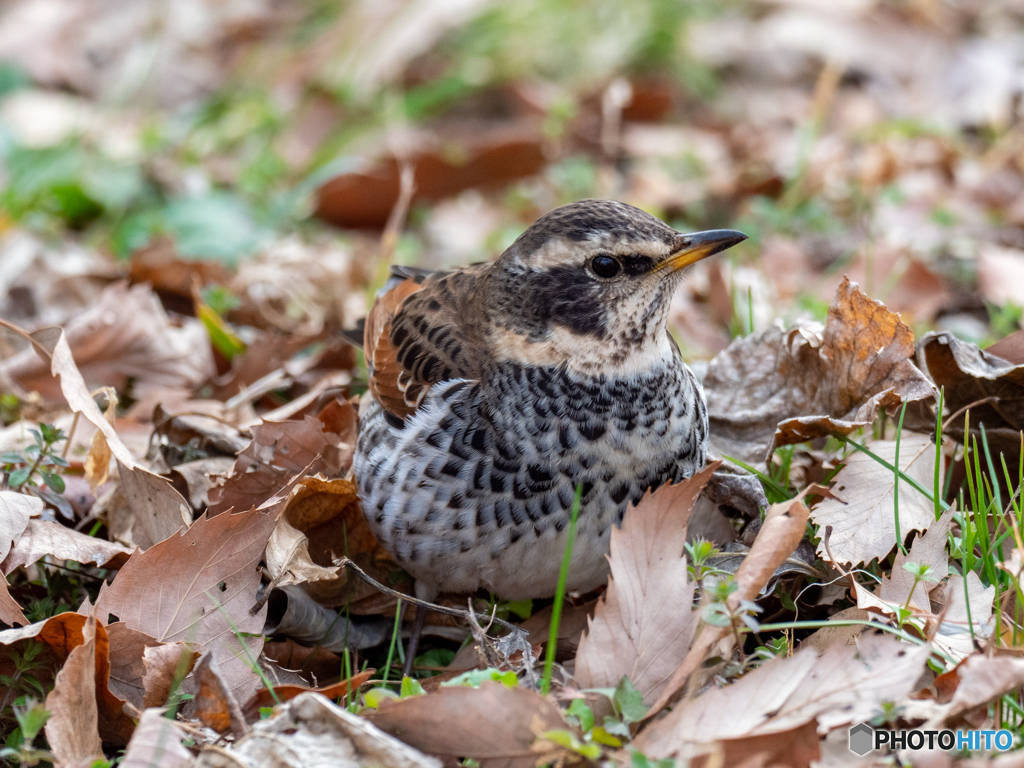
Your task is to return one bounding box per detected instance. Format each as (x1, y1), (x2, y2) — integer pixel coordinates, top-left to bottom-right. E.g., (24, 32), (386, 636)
(704, 276), (934, 465)
(266, 475), (395, 603)
(120, 707), (194, 768)
(367, 681), (567, 768)
(0, 281), (214, 400)
(1, 519), (132, 574)
(915, 331), (1024, 459)
(634, 633), (931, 762)
(91, 500), (284, 704)
(811, 435), (936, 567)
(315, 121), (545, 229)
(855, 506), (955, 617)
(44, 616), (104, 768)
(574, 463), (717, 706)
(648, 495), (810, 718)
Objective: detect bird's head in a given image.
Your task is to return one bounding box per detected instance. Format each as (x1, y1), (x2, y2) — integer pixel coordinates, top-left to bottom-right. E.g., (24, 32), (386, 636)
(486, 199), (746, 372)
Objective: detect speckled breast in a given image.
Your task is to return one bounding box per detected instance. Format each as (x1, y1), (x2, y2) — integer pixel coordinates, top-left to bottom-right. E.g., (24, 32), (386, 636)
(354, 357), (707, 600)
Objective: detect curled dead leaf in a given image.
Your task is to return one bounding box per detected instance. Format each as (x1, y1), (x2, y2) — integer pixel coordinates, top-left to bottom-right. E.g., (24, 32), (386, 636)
(44, 616), (104, 768)
(704, 277), (934, 465)
(915, 330), (1024, 460)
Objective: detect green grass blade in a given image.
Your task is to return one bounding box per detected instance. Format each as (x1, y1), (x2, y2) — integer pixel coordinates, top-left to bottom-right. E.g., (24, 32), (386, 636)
(832, 435), (948, 510)
(382, 599), (403, 685)
(934, 387), (944, 521)
(893, 401), (908, 555)
(722, 455), (792, 503)
(542, 484), (582, 695)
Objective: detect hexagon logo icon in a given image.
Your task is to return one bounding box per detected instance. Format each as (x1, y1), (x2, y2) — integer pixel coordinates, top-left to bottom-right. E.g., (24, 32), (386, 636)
(849, 723), (874, 756)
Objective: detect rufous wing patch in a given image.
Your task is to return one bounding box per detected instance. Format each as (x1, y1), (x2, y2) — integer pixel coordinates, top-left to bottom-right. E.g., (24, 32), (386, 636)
(365, 278), (424, 420)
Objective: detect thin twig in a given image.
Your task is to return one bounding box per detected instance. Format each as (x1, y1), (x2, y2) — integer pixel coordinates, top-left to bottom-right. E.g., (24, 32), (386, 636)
(336, 557), (522, 637)
(943, 396), (999, 435)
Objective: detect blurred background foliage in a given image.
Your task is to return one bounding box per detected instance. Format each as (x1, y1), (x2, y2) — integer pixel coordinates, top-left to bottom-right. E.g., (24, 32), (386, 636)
(1, 0), (1024, 352)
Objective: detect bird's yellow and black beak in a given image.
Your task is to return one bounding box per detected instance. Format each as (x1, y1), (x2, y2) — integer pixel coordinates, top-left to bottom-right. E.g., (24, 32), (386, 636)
(658, 229), (748, 273)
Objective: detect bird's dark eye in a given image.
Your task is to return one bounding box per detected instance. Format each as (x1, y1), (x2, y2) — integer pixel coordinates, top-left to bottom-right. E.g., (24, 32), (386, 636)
(589, 255), (621, 279)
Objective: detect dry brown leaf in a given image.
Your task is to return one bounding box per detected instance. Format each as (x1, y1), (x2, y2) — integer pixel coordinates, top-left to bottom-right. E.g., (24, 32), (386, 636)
(242, 669), (374, 721)
(704, 277), (934, 465)
(193, 652), (248, 737)
(169, 457), (236, 512)
(915, 331), (1024, 459)
(0, 322), (192, 547)
(84, 389), (117, 490)
(265, 516), (342, 588)
(212, 691), (440, 768)
(852, 506), (955, 621)
(1, 518), (132, 574)
(811, 435), (936, 566)
(932, 572), (994, 662)
(91, 500), (284, 703)
(208, 417), (347, 517)
(106, 623), (198, 711)
(648, 496), (810, 718)
(0, 491), (40, 561)
(0, 611), (135, 743)
(106, 623), (162, 711)
(931, 655), (1024, 727)
(262, 639), (345, 686)
(798, 607), (872, 651)
(367, 681), (567, 768)
(120, 707), (195, 768)
(315, 122), (545, 229)
(144, 642), (200, 709)
(574, 463), (718, 706)
(264, 473), (397, 606)
(876, 506), (954, 610)
(987, 329), (1024, 365)
(44, 616), (104, 767)
(0, 575), (27, 627)
(263, 585), (388, 652)
(634, 633), (931, 760)
(0, 282), (214, 400)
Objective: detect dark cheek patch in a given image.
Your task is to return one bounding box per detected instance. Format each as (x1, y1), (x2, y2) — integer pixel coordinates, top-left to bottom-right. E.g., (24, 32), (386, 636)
(523, 266), (609, 339)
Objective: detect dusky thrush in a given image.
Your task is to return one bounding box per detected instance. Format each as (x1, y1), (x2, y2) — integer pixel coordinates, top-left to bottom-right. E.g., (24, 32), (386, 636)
(355, 198), (745, 608)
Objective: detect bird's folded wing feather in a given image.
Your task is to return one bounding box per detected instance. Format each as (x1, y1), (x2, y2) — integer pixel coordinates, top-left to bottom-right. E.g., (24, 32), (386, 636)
(364, 264), (490, 420)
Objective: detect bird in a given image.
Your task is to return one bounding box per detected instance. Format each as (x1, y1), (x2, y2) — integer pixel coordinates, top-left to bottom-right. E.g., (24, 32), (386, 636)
(353, 198), (745, 662)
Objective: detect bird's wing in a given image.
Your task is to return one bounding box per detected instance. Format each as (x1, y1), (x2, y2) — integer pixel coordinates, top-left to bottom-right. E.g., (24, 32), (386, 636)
(364, 264), (489, 420)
